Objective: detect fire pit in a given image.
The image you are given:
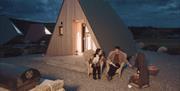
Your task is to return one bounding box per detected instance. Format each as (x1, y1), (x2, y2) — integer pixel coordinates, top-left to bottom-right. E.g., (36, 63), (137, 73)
(0, 63), (41, 91)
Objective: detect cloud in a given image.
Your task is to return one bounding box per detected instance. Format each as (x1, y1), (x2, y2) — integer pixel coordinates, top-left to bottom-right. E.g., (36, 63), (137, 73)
(107, 0), (180, 27)
(108, 0), (171, 6)
(0, 0), (179, 27)
(0, 0), (62, 22)
(158, 0), (180, 11)
(149, 0), (180, 16)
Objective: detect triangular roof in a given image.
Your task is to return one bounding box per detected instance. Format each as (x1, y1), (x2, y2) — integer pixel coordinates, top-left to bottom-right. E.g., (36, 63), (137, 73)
(79, 0), (137, 56)
(0, 16), (20, 45)
(24, 23), (46, 42)
(11, 19), (51, 42)
(47, 0), (137, 56)
(11, 19), (31, 35)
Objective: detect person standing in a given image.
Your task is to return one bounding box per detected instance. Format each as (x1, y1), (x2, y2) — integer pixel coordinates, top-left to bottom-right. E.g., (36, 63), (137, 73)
(91, 48), (104, 80)
(107, 46), (132, 80)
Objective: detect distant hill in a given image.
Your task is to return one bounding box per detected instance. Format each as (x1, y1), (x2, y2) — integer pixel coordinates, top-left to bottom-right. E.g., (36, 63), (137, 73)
(128, 26), (180, 39)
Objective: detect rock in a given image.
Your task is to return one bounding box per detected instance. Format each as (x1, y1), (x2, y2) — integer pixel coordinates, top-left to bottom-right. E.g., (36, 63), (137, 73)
(157, 46), (168, 53)
(30, 79), (65, 91)
(50, 80), (64, 91)
(138, 42), (145, 49)
(33, 85), (51, 91)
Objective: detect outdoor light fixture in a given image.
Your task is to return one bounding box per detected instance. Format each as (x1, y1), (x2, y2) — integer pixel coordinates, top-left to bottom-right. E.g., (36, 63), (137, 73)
(82, 23), (86, 27)
(59, 22), (63, 36)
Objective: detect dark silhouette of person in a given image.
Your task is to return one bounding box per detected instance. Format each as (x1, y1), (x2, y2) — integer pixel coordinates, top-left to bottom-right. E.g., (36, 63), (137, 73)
(133, 52), (150, 88)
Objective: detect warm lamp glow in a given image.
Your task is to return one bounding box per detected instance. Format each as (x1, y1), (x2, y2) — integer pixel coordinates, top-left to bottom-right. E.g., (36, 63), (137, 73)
(59, 22), (63, 36)
(77, 32), (82, 55)
(59, 26), (63, 36)
(85, 27), (97, 51)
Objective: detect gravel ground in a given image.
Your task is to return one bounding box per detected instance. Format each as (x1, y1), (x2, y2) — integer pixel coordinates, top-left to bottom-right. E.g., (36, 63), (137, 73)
(0, 51), (180, 91)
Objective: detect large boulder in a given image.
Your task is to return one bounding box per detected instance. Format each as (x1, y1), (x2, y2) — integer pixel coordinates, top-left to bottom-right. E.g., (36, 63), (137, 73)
(157, 46), (168, 53)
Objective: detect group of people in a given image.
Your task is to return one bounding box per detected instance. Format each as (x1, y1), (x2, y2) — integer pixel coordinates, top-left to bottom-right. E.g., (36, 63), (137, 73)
(88, 46), (149, 88)
(89, 46), (132, 80)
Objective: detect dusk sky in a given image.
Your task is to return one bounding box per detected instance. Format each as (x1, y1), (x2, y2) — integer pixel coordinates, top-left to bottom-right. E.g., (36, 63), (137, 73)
(0, 0), (180, 28)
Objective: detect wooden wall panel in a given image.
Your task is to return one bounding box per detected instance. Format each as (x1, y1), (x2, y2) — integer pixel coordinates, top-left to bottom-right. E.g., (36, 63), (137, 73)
(46, 0), (100, 56)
